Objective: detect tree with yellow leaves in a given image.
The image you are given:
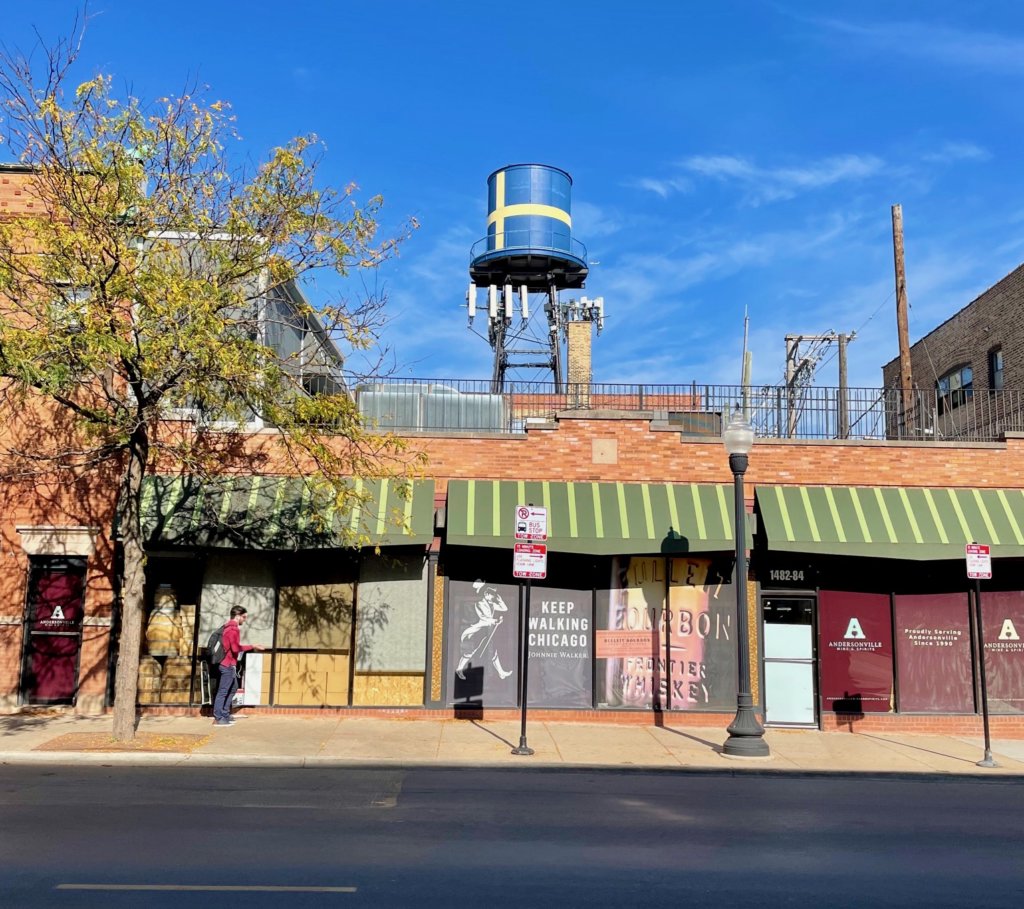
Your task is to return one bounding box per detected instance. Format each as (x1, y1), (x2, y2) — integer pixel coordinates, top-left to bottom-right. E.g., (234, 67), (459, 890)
(0, 30), (420, 740)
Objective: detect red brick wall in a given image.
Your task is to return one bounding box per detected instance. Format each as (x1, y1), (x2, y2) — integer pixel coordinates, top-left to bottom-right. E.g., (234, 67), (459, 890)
(882, 262), (1024, 393)
(0, 167), (41, 215)
(405, 416), (1024, 491)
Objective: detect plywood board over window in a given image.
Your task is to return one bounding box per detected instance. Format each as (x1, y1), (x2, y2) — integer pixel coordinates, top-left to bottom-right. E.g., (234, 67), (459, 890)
(352, 550), (428, 706)
(277, 584), (353, 650)
(272, 584), (353, 707)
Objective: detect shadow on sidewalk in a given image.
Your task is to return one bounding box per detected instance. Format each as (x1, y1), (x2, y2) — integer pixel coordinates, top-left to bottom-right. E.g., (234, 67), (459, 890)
(469, 720), (516, 749)
(857, 732), (986, 766)
(0, 708), (79, 737)
(652, 712), (723, 754)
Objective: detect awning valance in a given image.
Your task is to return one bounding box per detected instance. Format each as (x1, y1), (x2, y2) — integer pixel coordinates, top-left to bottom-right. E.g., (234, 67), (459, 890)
(446, 479), (743, 555)
(139, 475), (435, 550)
(756, 485), (1024, 560)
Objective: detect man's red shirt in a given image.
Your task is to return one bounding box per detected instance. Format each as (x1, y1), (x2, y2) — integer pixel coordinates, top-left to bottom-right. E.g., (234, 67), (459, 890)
(220, 620), (251, 668)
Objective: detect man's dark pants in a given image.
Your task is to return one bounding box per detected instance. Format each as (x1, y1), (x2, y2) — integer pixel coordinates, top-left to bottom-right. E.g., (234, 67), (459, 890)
(213, 664), (238, 722)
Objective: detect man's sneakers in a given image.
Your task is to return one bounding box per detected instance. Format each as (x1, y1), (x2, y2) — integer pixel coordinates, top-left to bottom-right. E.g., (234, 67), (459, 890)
(213, 718), (235, 726)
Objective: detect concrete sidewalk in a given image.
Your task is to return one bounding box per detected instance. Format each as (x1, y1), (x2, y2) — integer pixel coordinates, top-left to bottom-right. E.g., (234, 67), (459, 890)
(2, 710), (1024, 776)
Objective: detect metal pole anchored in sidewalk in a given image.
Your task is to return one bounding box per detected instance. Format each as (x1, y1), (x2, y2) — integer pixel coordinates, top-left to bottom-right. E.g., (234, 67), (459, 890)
(973, 577), (998, 768)
(512, 578), (534, 756)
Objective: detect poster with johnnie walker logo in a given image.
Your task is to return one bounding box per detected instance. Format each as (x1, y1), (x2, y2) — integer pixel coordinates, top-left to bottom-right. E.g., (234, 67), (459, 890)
(448, 579), (519, 707)
(526, 586), (592, 708)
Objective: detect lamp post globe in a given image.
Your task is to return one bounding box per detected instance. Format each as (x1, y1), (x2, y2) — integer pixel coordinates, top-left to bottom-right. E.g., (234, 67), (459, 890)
(722, 407), (770, 758)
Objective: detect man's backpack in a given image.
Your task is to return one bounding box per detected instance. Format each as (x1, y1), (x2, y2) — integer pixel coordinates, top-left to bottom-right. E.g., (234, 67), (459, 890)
(206, 626), (226, 666)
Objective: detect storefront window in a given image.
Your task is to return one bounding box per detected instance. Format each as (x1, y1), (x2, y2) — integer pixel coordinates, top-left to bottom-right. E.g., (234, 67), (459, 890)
(448, 578), (520, 707)
(980, 590), (1024, 714)
(595, 556), (737, 710)
(353, 549), (429, 706)
(818, 591), (894, 713)
(527, 585), (592, 708)
(893, 593), (973, 713)
(273, 583), (353, 706)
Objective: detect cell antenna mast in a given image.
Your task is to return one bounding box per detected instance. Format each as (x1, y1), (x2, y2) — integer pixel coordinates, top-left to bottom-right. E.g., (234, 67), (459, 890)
(466, 164), (603, 392)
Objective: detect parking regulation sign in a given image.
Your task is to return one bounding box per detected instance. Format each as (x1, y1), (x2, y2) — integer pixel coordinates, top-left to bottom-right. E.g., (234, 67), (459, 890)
(514, 505), (548, 541)
(966, 543), (992, 579)
(513, 542), (547, 579)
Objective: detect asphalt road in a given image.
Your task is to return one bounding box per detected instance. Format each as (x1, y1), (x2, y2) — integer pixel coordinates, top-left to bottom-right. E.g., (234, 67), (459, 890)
(0, 765), (1021, 908)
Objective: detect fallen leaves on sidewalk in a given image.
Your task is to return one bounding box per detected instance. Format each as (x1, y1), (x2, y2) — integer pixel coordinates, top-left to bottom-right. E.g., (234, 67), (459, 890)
(35, 732), (211, 753)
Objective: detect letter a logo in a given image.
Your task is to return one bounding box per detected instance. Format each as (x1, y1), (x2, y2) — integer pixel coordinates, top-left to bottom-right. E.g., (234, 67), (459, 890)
(843, 617), (866, 640)
(51, 604), (65, 621)
(998, 619), (1020, 641)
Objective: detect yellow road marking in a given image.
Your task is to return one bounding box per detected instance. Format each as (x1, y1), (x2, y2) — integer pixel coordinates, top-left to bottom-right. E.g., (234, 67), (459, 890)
(58, 884), (357, 892)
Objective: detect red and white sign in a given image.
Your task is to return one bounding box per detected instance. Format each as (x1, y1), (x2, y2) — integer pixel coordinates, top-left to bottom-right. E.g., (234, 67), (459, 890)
(514, 504), (548, 541)
(513, 542), (547, 579)
(966, 543), (992, 579)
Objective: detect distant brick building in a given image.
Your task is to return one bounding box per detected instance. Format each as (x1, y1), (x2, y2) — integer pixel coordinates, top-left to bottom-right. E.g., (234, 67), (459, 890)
(882, 263), (1024, 439)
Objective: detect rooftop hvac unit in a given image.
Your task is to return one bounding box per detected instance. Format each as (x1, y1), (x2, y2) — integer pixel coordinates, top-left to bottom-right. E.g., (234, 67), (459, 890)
(357, 384), (509, 432)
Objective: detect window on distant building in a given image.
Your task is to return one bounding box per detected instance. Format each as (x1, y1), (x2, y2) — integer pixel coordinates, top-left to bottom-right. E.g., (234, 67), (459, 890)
(937, 365), (973, 415)
(989, 348), (1004, 391)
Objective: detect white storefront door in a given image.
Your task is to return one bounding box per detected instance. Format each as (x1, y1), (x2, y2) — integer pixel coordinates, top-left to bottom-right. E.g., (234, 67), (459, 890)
(762, 597), (817, 727)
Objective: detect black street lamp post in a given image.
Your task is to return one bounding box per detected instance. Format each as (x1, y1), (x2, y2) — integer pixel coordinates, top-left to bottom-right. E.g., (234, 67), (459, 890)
(722, 407), (770, 758)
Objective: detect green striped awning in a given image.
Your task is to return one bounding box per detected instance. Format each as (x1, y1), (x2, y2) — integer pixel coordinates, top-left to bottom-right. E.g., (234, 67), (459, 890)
(138, 475), (435, 550)
(446, 479), (744, 555)
(757, 485), (1024, 560)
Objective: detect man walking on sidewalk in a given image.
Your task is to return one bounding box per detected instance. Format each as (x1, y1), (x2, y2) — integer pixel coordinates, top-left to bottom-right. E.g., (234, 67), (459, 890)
(214, 606), (265, 727)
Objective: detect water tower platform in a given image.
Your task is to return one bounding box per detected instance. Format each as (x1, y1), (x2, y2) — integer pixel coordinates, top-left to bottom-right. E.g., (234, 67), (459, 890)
(469, 238), (588, 291)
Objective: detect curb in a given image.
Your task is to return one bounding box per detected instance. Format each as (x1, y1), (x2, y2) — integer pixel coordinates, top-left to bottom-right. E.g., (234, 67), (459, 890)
(2, 751), (1023, 781)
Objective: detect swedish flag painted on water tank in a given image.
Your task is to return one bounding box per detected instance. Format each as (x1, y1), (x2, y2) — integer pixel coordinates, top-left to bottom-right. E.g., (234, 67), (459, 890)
(469, 163), (588, 290)
(486, 163), (573, 254)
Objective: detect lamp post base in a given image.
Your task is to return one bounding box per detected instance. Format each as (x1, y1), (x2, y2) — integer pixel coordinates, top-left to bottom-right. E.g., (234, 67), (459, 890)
(722, 703), (770, 758)
(511, 736), (534, 756)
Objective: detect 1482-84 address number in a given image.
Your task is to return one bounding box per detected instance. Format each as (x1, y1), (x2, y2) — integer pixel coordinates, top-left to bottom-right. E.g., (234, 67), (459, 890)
(769, 569), (806, 582)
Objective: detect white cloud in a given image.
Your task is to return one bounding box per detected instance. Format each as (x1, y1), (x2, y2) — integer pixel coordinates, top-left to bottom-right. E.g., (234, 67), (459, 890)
(630, 176), (693, 198)
(812, 17), (1024, 75)
(571, 200), (622, 239)
(921, 141), (991, 164)
(676, 153), (886, 203)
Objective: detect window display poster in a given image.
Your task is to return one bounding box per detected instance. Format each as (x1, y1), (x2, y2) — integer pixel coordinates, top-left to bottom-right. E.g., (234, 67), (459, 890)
(448, 579), (519, 707)
(526, 586), (591, 707)
(894, 593), (973, 713)
(818, 591), (893, 713)
(980, 589), (1024, 714)
(596, 556), (737, 710)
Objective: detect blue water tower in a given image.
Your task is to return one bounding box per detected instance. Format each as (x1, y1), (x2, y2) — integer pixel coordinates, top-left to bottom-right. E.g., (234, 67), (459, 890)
(470, 164), (588, 291)
(468, 164), (601, 392)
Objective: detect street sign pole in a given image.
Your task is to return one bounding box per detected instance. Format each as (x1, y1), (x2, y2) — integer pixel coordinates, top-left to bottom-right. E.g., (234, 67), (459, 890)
(972, 577), (997, 768)
(511, 577), (534, 756)
(511, 503), (546, 757)
(966, 542), (998, 769)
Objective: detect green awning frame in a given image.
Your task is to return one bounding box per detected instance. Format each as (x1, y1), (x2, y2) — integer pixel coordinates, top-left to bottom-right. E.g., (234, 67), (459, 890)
(756, 485), (1024, 560)
(138, 475), (435, 550)
(446, 479), (745, 555)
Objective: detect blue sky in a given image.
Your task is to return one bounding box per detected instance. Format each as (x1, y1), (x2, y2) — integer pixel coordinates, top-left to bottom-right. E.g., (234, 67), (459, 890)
(6, 1), (1024, 389)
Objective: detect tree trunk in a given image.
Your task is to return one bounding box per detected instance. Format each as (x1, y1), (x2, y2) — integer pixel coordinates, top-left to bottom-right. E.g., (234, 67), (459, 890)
(111, 429), (150, 742)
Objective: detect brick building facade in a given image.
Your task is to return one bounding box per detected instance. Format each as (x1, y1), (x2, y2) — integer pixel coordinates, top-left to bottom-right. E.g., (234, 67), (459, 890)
(4, 165), (1024, 736)
(882, 262), (1024, 440)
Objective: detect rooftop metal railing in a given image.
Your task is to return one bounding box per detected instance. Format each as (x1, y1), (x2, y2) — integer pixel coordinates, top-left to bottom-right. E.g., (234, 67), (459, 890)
(351, 378), (1024, 443)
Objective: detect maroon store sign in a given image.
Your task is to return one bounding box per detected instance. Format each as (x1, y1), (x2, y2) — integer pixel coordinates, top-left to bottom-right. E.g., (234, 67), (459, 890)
(979, 590), (1024, 713)
(894, 593), (973, 714)
(818, 591), (893, 713)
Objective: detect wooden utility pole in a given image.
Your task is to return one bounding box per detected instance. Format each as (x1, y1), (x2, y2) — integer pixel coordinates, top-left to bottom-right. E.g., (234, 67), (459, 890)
(838, 332), (850, 439)
(892, 204), (914, 430)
